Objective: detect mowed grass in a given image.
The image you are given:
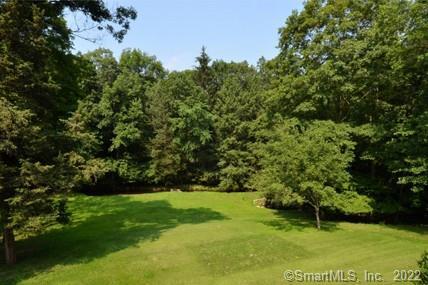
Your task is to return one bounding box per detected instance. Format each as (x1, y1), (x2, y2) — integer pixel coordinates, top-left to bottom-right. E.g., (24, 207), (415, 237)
(0, 192), (427, 285)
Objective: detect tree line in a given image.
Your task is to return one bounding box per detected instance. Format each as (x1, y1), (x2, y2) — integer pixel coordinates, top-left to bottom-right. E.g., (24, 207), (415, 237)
(0, 0), (427, 265)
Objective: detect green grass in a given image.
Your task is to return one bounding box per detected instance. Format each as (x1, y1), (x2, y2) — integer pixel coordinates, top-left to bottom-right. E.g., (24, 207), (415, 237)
(0, 192), (427, 284)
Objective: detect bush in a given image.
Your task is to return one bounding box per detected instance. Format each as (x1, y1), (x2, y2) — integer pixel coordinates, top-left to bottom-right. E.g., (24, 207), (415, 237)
(416, 251), (428, 284)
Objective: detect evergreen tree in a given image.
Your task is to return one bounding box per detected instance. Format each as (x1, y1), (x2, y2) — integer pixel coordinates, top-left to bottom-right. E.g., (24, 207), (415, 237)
(0, 0), (136, 265)
(194, 46), (215, 105)
(212, 62), (264, 191)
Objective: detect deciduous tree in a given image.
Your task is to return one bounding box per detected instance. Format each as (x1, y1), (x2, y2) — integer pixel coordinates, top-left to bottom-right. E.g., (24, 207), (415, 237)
(252, 120), (372, 229)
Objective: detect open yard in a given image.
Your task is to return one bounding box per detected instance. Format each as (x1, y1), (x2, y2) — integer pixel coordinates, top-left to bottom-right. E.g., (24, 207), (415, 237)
(0, 192), (427, 284)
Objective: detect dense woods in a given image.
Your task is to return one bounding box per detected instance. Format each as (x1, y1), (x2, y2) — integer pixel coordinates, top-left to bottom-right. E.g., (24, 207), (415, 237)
(0, 0), (427, 265)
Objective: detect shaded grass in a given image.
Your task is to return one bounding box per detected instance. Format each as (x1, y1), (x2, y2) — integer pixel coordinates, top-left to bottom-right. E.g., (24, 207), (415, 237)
(0, 192), (427, 285)
(261, 209), (339, 232)
(0, 195), (226, 284)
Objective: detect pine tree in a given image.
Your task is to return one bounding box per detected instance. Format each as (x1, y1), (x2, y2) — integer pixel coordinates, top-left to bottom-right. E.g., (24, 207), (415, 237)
(0, 0), (136, 265)
(194, 46), (214, 104)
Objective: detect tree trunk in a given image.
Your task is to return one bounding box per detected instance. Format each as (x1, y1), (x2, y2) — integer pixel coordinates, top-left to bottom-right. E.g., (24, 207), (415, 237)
(370, 160), (376, 179)
(314, 207), (321, 230)
(3, 227), (16, 265)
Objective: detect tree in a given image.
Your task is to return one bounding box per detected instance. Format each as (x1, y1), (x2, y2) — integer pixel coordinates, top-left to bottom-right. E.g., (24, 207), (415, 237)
(119, 48), (166, 85)
(66, 49), (165, 189)
(67, 72), (147, 186)
(0, 97), (73, 265)
(83, 48), (120, 89)
(212, 64), (264, 191)
(384, 112), (428, 211)
(270, 0), (428, 217)
(0, 0), (136, 264)
(194, 47), (212, 90)
(251, 120), (372, 229)
(146, 72), (213, 184)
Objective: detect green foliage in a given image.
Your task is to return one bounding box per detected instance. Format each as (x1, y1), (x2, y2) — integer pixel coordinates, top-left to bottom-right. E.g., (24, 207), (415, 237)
(119, 48), (166, 85)
(0, 0), (137, 264)
(268, 0), (428, 216)
(146, 72), (213, 184)
(274, 0), (423, 122)
(251, 120), (372, 226)
(213, 63), (263, 191)
(66, 50), (163, 186)
(194, 46), (214, 96)
(416, 251), (428, 285)
(0, 0), (72, 119)
(0, 98), (70, 235)
(385, 112), (428, 209)
(83, 48), (119, 89)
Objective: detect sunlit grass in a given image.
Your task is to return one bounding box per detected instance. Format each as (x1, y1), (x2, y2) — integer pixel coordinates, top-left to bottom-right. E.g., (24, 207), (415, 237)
(0, 192), (427, 284)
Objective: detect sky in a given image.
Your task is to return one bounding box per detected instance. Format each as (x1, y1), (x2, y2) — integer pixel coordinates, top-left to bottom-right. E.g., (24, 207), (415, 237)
(66, 0), (304, 71)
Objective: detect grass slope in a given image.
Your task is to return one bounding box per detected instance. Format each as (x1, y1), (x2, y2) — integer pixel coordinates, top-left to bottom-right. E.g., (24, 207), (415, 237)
(0, 192), (427, 284)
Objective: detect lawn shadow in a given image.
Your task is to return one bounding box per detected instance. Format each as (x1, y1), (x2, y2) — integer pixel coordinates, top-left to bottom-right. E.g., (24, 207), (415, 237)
(264, 209), (427, 235)
(384, 224), (428, 236)
(262, 209), (339, 232)
(0, 195), (227, 285)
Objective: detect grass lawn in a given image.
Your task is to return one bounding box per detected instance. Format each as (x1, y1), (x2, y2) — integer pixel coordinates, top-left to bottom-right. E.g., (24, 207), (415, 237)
(0, 192), (427, 284)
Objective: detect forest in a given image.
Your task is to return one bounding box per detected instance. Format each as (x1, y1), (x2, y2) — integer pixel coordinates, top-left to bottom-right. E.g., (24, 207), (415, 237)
(0, 0), (427, 279)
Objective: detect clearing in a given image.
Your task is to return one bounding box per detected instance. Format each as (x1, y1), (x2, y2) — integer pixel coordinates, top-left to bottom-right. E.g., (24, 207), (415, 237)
(1, 192), (427, 284)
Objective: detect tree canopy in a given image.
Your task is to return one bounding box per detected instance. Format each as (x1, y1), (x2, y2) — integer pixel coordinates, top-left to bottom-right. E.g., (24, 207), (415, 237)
(0, 0), (137, 265)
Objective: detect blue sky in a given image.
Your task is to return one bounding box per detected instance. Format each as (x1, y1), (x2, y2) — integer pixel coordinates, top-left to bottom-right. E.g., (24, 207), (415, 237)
(66, 0), (303, 71)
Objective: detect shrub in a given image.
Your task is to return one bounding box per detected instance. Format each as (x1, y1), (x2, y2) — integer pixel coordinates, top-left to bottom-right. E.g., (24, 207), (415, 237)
(416, 251), (428, 284)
